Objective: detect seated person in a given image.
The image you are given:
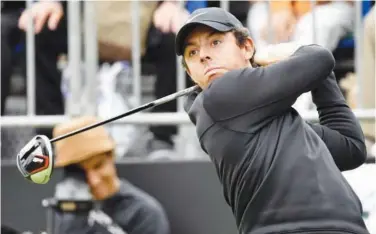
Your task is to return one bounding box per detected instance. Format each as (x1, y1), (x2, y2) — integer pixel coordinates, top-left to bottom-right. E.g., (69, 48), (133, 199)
(247, 0), (354, 113)
(247, 0), (354, 50)
(52, 116), (170, 234)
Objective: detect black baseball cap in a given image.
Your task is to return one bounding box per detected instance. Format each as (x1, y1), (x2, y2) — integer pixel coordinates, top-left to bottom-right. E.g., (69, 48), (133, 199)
(175, 7), (244, 56)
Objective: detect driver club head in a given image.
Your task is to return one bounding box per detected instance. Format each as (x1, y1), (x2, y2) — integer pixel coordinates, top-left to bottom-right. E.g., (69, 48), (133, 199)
(16, 135), (54, 184)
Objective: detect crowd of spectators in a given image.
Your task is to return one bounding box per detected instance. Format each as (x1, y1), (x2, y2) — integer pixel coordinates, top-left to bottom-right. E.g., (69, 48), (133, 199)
(2, 0), (374, 158)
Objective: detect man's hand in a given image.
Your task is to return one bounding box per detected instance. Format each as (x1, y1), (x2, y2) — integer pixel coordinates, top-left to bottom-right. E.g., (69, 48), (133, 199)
(261, 10), (296, 43)
(153, 1), (190, 34)
(18, 1), (63, 34)
(254, 42), (304, 66)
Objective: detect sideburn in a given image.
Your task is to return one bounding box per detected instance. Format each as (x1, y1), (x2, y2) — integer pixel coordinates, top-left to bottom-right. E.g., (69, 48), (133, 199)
(233, 30), (258, 67)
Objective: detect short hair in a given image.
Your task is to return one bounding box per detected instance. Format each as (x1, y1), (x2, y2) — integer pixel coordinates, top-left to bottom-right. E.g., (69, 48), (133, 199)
(181, 27), (257, 69)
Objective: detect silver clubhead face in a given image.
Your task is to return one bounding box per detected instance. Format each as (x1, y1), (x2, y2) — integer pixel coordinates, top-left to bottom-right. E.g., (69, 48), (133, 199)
(17, 135), (54, 184)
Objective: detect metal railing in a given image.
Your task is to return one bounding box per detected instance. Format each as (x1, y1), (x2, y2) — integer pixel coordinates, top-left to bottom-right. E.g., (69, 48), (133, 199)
(1, 0), (374, 127)
(2, 109), (375, 127)
(26, 0), (36, 116)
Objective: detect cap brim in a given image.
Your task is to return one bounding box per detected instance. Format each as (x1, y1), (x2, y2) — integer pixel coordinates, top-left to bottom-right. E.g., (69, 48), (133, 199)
(175, 21), (233, 56)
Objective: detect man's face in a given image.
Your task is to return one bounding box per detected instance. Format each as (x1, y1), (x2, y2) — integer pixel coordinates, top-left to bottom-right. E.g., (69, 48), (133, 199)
(183, 25), (254, 88)
(78, 153), (120, 200)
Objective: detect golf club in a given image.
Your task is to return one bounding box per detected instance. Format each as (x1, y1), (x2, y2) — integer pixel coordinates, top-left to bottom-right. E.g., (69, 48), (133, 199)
(16, 85), (200, 184)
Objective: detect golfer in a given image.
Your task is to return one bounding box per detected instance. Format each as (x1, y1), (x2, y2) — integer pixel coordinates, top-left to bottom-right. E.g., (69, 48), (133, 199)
(175, 7), (369, 234)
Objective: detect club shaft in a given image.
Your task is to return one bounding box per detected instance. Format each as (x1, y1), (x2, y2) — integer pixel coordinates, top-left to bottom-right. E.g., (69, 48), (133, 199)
(50, 85), (199, 143)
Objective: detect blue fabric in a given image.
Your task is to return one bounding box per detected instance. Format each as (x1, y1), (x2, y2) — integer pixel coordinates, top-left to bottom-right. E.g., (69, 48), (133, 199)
(185, 1), (207, 13)
(15, 44), (25, 53)
(337, 0), (373, 48)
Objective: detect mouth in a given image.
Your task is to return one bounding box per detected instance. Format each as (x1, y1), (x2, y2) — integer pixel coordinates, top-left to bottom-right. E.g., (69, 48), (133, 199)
(204, 67), (223, 76)
(205, 67), (226, 84)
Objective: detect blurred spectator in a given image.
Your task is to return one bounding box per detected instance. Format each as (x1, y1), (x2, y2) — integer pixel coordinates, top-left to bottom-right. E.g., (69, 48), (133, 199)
(94, 1), (158, 62)
(142, 1), (194, 155)
(246, 0), (269, 47)
(96, 1), (198, 156)
(247, 0), (355, 113)
(1, 2), (24, 115)
(52, 116), (170, 234)
(1, 1), (65, 139)
(247, 1), (354, 51)
(2, 0), (196, 156)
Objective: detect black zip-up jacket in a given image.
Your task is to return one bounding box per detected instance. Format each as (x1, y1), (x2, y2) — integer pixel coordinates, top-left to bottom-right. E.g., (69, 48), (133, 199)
(184, 45), (369, 234)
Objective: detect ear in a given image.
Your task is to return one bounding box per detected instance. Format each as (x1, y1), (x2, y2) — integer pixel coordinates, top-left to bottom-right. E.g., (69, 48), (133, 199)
(243, 37), (255, 61)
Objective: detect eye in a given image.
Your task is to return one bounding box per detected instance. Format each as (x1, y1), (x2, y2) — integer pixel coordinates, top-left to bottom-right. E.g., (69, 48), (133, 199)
(93, 160), (104, 170)
(188, 49), (198, 57)
(212, 40), (222, 46)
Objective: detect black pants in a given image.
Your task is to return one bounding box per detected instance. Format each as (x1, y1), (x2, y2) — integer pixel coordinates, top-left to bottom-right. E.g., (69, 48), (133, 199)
(1, 11), (20, 115)
(1, 10), (66, 138)
(144, 25), (194, 145)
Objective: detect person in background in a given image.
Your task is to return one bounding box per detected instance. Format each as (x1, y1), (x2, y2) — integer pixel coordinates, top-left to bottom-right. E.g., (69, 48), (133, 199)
(53, 116), (170, 234)
(247, 0), (354, 51)
(142, 1), (215, 156)
(142, 1), (194, 154)
(8, 0), (200, 157)
(1, 1), (66, 139)
(247, 0), (354, 114)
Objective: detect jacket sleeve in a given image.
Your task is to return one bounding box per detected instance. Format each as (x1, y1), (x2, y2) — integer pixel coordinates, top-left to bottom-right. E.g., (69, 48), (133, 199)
(55, 210), (131, 234)
(203, 44), (335, 124)
(55, 213), (92, 234)
(307, 72), (367, 171)
(101, 185), (170, 234)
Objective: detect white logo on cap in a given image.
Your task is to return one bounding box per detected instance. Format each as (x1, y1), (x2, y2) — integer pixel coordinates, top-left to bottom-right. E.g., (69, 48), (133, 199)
(186, 12), (207, 23)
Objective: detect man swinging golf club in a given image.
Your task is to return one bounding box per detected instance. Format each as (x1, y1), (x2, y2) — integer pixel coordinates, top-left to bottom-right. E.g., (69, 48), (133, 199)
(175, 7), (369, 234)
(16, 6), (369, 234)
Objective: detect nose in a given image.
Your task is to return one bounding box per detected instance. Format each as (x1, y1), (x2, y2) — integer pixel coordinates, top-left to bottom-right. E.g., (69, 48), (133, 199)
(86, 170), (101, 187)
(199, 48), (211, 63)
